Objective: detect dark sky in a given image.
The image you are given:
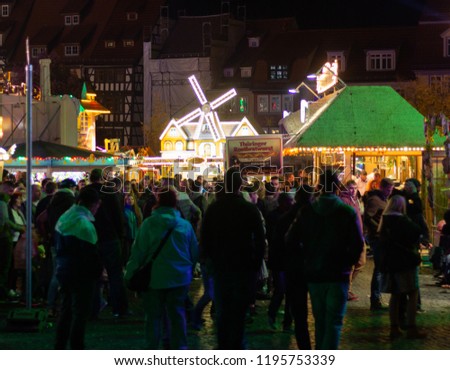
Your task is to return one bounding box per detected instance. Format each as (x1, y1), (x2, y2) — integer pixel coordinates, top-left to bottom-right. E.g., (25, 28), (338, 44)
(168, 0), (427, 28)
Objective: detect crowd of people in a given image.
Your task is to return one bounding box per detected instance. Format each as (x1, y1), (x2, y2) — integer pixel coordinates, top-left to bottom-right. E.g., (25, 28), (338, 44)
(0, 166), (440, 350)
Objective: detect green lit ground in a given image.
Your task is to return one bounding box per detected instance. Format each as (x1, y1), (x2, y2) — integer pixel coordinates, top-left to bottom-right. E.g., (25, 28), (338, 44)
(0, 257), (449, 350)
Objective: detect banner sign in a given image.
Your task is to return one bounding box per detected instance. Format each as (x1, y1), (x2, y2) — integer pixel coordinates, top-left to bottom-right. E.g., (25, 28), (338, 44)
(225, 135), (283, 173)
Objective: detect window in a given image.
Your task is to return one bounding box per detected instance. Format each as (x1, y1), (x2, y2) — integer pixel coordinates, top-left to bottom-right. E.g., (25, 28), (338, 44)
(164, 141), (173, 151)
(175, 141), (184, 151)
(105, 40), (116, 48)
(248, 37), (260, 48)
(127, 12), (138, 21)
(269, 65), (288, 80)
(31, 47), (47, 58)
(1, 5), (9, 17)
(204, 144), (212, 157)
(240, 67), (252, 78)
(430, 75), (450, 93)
(224, 68), (234, 77)
(282, 94), (293, 112)
(270, 95), (281, 112)
(65, 44), (79, 56)
(239, 97), (248, 113)
(169, 127), (177, 137)
(123, 40), (134, 47)
(327, 51), (345, 72)
(65, 15), (80, 25)
(440, 30), (450, 57)
(79, 112), (89, 133)
(257, 95), (269, 113)
(366, 50), (395, 71)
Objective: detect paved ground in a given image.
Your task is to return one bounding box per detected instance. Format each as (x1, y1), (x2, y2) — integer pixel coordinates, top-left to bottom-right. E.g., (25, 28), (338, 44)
(0, 257), (449, 350)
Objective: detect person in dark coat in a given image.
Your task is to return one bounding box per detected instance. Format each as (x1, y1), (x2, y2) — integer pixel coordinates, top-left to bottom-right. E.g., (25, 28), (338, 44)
(266, 192), (294, 330)
(85, 169), (128, 318)
(201, 168), (266, 349)
(363, 177), (394, 310)
(280, 185), (314, 349)
(286, 170), (364, 350)
(378, 195), (426, 340)
(54, 187), (102, 349)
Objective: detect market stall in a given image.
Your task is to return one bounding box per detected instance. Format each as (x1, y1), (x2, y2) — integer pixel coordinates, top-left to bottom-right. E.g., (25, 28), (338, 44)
(4, 140), (126, 182)
(281, 85), (426, 184)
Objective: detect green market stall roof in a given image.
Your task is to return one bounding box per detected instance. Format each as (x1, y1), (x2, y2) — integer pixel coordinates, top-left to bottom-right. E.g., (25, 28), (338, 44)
(9, 140), (113, 159)
(4, 140), (125, 169)
(283, 86), (432, 151)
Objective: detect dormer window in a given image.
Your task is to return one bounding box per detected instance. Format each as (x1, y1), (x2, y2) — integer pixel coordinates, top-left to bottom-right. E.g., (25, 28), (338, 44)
(240, 67), (252, 78)
(327, 51), (346, 72)
(1, 4), (9, 17)
(105, 40), (116, 48)
(127, 12), (138, 21)
(65, 14), (80, 26)
(31, 47), (47, 58)
(65, 44), (79, 56)
(269, 65), (288, 80)
(248, 37), (260, 48)
(366, 50), (395, 71)
(224, 68), (234, 77)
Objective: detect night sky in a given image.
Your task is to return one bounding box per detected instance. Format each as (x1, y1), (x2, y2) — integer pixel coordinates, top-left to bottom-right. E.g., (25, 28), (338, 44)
(168, 0), (427, 28)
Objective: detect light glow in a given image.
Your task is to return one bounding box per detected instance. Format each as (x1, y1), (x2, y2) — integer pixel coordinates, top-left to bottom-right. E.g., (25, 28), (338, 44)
(175, 75), (237, 141)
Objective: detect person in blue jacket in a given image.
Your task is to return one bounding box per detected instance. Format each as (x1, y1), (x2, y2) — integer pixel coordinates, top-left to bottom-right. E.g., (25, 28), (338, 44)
(125, 186), (198, 350)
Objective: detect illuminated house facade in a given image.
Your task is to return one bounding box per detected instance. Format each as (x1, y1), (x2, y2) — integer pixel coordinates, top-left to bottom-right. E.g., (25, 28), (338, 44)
(158, 75), (259, 165)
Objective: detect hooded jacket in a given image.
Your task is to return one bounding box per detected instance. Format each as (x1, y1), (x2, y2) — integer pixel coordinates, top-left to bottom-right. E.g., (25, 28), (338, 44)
(55, 205), (102, 284)
(286, 193), (364, 283)
(124, 207), (198, 290)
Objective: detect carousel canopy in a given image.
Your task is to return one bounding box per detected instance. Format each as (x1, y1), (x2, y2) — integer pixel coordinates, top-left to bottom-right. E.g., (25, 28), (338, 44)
(284, 86), (427, 148)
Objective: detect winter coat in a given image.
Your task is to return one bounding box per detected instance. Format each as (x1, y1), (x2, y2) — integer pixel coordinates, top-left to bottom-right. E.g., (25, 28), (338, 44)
(55, 205), (102, 284)
(378, 214), (422, 273)
(286, 193), (364, 283)
(363, 189), (388, 238)
(124, 207), (198, 290)
(201, 193), (266, 274)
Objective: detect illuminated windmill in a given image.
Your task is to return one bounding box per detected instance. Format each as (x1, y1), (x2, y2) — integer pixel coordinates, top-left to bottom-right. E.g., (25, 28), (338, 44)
(176, 75), (237, 142)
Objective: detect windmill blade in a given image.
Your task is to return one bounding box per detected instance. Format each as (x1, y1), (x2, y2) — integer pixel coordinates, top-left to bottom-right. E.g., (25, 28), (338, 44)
(205, 112), (221, 142)
(210, 89), (237, 110)
(177, 107), (203, 126)
(212, 111), (226, 138)
(188, 75), (208, 105)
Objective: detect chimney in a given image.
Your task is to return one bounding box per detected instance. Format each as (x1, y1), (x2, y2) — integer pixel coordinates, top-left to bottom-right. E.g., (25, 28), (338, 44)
(39, 59), (51, 101)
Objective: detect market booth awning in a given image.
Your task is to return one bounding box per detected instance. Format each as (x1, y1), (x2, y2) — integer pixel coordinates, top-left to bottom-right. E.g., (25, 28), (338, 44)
(4, 140), (125, 170)
(283, 85), (431, 155)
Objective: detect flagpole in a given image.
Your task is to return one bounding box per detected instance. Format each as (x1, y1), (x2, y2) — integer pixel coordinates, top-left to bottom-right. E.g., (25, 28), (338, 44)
(25, 37), (33, 310)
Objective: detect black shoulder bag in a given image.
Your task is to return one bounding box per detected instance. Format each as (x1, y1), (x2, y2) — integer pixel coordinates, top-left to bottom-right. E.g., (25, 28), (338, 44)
(126, 226), (175, 292)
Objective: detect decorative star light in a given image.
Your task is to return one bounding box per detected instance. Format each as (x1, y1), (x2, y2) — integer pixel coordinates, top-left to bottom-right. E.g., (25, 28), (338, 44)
(176, 75), (237, 142)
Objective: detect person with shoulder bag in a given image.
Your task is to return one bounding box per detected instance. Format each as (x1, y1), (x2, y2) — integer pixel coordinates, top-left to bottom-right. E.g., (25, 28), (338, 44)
(124, 186), (198, 350)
